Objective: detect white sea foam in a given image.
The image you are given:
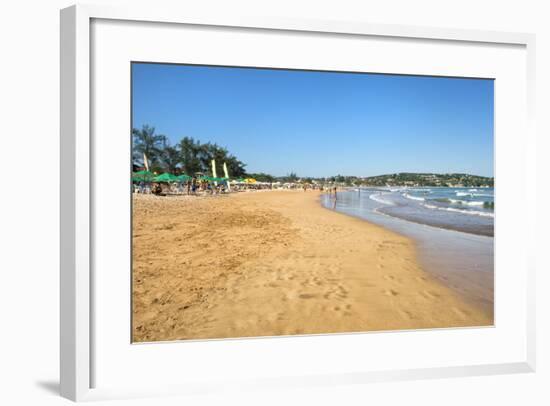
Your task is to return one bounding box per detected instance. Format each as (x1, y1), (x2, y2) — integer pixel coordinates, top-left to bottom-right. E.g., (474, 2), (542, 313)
(421, 203), (494, 218)
(369, 193), (394, 205)
(403, 193), (425, 201)
(449, 198), (484, 206)
(456, 192), (472, 197)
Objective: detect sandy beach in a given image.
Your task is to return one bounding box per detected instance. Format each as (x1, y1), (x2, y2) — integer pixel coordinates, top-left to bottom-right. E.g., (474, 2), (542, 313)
(132, 190), (493, 342)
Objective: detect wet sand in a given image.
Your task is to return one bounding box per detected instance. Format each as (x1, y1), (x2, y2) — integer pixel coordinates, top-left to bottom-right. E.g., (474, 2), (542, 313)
(132, 190), (493, 342)
(320, 191), (494, 318)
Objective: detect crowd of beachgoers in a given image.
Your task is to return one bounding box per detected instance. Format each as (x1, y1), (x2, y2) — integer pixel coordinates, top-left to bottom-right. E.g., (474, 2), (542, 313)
(133, 178), (336, 196)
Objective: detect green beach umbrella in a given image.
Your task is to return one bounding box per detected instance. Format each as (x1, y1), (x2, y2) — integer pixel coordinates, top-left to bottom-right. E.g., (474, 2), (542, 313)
(177, 174), (192, 181)
(132, 170), (154, 182)
(206, 176), (225, 182)
(154, 173), (179, 182)
(199, 176), (215, 181)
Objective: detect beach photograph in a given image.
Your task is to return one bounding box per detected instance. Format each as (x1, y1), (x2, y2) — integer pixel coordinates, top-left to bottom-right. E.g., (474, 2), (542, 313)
(131, 63), (494, 343)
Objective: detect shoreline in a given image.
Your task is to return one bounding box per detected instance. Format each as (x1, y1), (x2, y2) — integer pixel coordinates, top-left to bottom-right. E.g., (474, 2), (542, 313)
(132, 190), (493, 342)
(320, 189), (493, 238)
(320, 190), (494, 317)
(343, 188), (494, 237)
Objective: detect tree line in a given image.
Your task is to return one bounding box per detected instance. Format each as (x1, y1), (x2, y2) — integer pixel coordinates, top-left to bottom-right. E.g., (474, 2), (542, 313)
(132, 125), (247, 178)
(363, 172), (494, 187)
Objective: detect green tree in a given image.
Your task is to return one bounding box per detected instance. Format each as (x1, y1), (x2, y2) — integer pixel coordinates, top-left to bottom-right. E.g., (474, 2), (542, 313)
(200, 142), (225, 176)
(161, 144), (181, 173)
(178, 136), (202, 175)
(132, 125), (166, 168)
(246, 172), (275, 182)
(134, 125), (248, 178)
(194, 141), (247, 178)
(286, 172), (298, 182)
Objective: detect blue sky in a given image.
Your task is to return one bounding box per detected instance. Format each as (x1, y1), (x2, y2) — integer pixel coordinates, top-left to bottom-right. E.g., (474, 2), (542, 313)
(132, 63), (494, 177)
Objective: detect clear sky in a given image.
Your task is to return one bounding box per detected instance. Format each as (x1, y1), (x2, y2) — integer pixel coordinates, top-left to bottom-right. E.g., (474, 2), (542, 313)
(132, 63), (494, 178)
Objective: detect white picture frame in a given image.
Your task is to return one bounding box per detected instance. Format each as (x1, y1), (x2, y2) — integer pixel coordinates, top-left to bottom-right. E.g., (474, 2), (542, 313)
(60, 3), (536, 402)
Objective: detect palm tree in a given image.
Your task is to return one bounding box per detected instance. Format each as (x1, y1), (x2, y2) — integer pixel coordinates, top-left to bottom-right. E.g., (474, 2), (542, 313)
(133, 126), (248, 178)
(178, 136), (202, 175)
(202, 142), (227, 176)
(196, 141), (214, 173)
(286, 172), (298, 182)
(196, 142), (246, 178)
(132, 125), (166, 169)
(161, 145), (181, 173)
(225, 154), (246, 178)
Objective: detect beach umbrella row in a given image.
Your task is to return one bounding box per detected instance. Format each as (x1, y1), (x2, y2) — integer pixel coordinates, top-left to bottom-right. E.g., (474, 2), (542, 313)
(177, 174), (192, 181)
(132, 171), (228, 183)
(132, 170), (154, 182)
(199, 176), (227, 182)
(230, 178), (256, 183)
(153, 172), (179, 182)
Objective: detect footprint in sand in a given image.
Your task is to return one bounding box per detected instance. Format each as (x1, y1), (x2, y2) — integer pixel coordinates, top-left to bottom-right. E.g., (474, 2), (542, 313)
(298, 293), (318, 299)
(419, 290), (440, 300)
(383, 289), (399, 296)
(323, 285), (348, 300)
(337, 285), (349, 299)
(398, 309), (417, 320)
(451, 307), (470, 319)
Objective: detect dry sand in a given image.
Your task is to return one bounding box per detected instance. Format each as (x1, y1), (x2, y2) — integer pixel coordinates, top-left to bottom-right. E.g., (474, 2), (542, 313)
(132, 190), (493, 342)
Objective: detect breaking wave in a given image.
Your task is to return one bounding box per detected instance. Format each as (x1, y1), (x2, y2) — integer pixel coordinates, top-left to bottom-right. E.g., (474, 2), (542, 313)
(403, 193), (425, 201)
(369, 193), (394, 205)
(422, 203), (494, 218)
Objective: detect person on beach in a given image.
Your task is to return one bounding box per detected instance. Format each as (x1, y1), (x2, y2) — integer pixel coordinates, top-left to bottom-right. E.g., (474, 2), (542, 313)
(152, 183), (162, 196)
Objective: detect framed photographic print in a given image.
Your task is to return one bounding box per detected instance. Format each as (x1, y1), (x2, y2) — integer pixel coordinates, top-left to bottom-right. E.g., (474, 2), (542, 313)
(60, 4), (536, 402)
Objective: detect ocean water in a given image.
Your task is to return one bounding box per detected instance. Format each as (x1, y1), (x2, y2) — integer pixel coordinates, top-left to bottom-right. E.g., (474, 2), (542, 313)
(320, 188), (494, 315)
(371, 187), (494, 236)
